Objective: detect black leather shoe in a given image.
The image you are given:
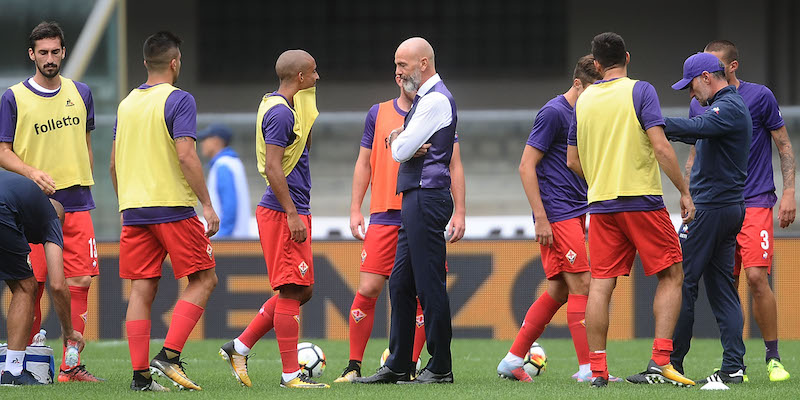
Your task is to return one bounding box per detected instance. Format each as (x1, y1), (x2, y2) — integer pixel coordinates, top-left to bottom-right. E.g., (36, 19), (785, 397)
(352, 365), (405, 384)
(398, 368), (454, 384)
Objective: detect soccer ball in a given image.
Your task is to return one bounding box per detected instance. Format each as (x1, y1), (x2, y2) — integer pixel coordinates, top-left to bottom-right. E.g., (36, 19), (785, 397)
(297, 342), (326, 378)
(522, 342), (547, 377)
(380, 348), (422, 371)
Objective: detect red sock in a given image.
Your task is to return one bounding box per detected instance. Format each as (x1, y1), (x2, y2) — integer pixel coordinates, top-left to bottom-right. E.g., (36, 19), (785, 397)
(60, 286), (89, 370)
(412, 299), (426, 363)
(509, 292), (562, 358)
(29, 282), (46, 345)
(126, 320), (151, 371)
(590, 351), (608, 379)
(163, 300), (204, 352)
(567, 294), (590, 365)
(238, 295), (278, 348)
(348, 293), (377, 361)
(652, 338), (673, 366)
(274, 298), (301, 373)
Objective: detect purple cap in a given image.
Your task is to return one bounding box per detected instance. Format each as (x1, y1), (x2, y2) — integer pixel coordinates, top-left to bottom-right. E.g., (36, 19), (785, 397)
(671, 52), (725, 90)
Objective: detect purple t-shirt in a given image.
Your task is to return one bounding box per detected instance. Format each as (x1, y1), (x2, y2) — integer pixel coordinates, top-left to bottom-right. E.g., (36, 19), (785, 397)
(568, 78), (666, 213)
(114, 83), (198, 225)
(258, 93), (312, 215)
(0, 78), (96, 212)
(690, 80), (785, 208)
(360, 99), (407, 226)
(526, 95), (587, 223)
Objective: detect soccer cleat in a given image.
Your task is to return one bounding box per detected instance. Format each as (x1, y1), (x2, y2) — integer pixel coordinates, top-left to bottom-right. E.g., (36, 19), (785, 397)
(497, 359), (532, 382)
(626, 359), (695, 387)
(150, 357), (202, 391)
(219, 340), (252, 387)
(397, 368), (453, 384)
(280, 373), (330, 388)
(131, 378), (171, 391)
(333, 366), (361, 383)
(58, 365), (106, 382)
(590, 376), (608, 388)
(698, 369), (747, 384)
(767, 359), (790, 382)
(0, 370), (42, 386)
(573, 369), (622, 383)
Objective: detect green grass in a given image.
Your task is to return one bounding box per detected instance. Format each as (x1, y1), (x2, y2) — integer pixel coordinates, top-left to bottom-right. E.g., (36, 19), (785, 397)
(6, 338), (800, 398)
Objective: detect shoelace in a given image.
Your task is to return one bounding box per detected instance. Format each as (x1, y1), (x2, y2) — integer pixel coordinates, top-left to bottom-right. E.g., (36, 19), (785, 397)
(297, 373), (318, 383)
(232, 353), (249, 371)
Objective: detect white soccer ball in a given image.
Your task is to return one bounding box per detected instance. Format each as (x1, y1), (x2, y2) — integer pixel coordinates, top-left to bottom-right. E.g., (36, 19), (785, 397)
(297, 342), (326, 378)
(379, 347), (422, 371)
(522, 342), (547, 377)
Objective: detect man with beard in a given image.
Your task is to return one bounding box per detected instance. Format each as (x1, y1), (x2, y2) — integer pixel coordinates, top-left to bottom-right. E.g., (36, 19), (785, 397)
(356, 37), (459, 385)
(333, 74), (465, 383)
(0, 21), (102, 382)
(111, 31), (220, 391)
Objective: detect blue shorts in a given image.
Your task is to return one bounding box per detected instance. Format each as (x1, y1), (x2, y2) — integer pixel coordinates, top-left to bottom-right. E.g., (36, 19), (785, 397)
(0, 223), (35, 281)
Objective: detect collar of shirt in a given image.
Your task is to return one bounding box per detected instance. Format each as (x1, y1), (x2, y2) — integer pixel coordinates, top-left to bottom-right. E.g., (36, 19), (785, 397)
(710, 85), (736, 104)
(416, 73), (442, 97)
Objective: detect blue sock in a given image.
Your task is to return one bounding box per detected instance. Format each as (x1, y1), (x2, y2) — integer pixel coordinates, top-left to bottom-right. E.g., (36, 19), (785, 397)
(765, 340), (779, 362)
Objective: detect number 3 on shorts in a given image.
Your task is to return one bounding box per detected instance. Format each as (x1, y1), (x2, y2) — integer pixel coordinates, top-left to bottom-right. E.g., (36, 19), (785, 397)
(760, 230), (769, 250)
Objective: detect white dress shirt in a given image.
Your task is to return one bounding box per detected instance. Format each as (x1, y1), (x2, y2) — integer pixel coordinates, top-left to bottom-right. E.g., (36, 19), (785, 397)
(391, 74), (453, 163)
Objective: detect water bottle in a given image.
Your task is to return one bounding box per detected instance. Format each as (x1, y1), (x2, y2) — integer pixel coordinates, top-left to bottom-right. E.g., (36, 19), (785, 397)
(32, 329), (47, 346)
(65, 340), (79, 368)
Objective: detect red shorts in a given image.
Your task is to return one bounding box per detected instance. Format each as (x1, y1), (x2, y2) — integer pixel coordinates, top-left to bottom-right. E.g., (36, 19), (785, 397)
(360, 224), (400, 276)
(119, 216), (215, 280)
(540, 216), (590, 279)
(29, 211), (99, 282)
(588, 208), (682, 279)
(734, 207), (773, 275)
(256, 207), (314, 290)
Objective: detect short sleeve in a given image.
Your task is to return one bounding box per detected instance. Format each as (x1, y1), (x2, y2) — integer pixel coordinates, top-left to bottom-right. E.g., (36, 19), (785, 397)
(165, 90), (197, 139)
(567, 111), (578, 146)
(262, 104), (295, 148)
(41, 218), (64, 248)
(0, 89), (17, 143)
(74, 81), (95, 132)
(360, 103), (379, 149)
(526, 106), (560, 152)
(760, 87), (785, 131)
(633, 81), (665, 131)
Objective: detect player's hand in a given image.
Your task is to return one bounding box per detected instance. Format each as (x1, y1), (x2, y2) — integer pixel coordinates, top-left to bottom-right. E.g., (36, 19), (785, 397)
(202, 204), (220, 237)
(287, 213), (307, 242)
(413, 143), (431, 158)
(447, 212), (466, 243)
(778, 190), (796, 228)
(535, 218), (554, 247)
(28, 168), (56, 195)
(64, 330), (85, 352)
(350, 210), (366, 240)
(680, 193), (695, 224)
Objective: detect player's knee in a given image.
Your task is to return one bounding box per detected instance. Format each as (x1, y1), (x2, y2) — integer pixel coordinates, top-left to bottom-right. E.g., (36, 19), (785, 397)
(657, 263), (684, 285)
(66, 275), (92, 287)
(200, 271), (218, 292)
(746, 270), (770, 295)
(357, 283), (382, 298)
(18, 277), (39, 295)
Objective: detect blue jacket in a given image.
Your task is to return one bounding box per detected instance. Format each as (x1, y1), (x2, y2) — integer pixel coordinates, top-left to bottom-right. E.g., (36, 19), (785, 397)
(207, 147), (251, 238)
(664, 85), (752, 208)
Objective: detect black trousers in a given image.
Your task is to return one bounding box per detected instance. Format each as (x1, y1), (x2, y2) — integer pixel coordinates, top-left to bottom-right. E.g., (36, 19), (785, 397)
(385, 187), (453, 374)
(671, 203), (746, 373)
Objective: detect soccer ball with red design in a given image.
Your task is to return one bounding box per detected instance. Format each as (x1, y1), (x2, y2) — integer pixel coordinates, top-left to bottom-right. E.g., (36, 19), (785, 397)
(522, 342), (547, 377)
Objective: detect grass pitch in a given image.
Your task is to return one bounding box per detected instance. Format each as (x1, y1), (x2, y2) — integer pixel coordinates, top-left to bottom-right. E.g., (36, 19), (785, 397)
(4, 338), (799, 399)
